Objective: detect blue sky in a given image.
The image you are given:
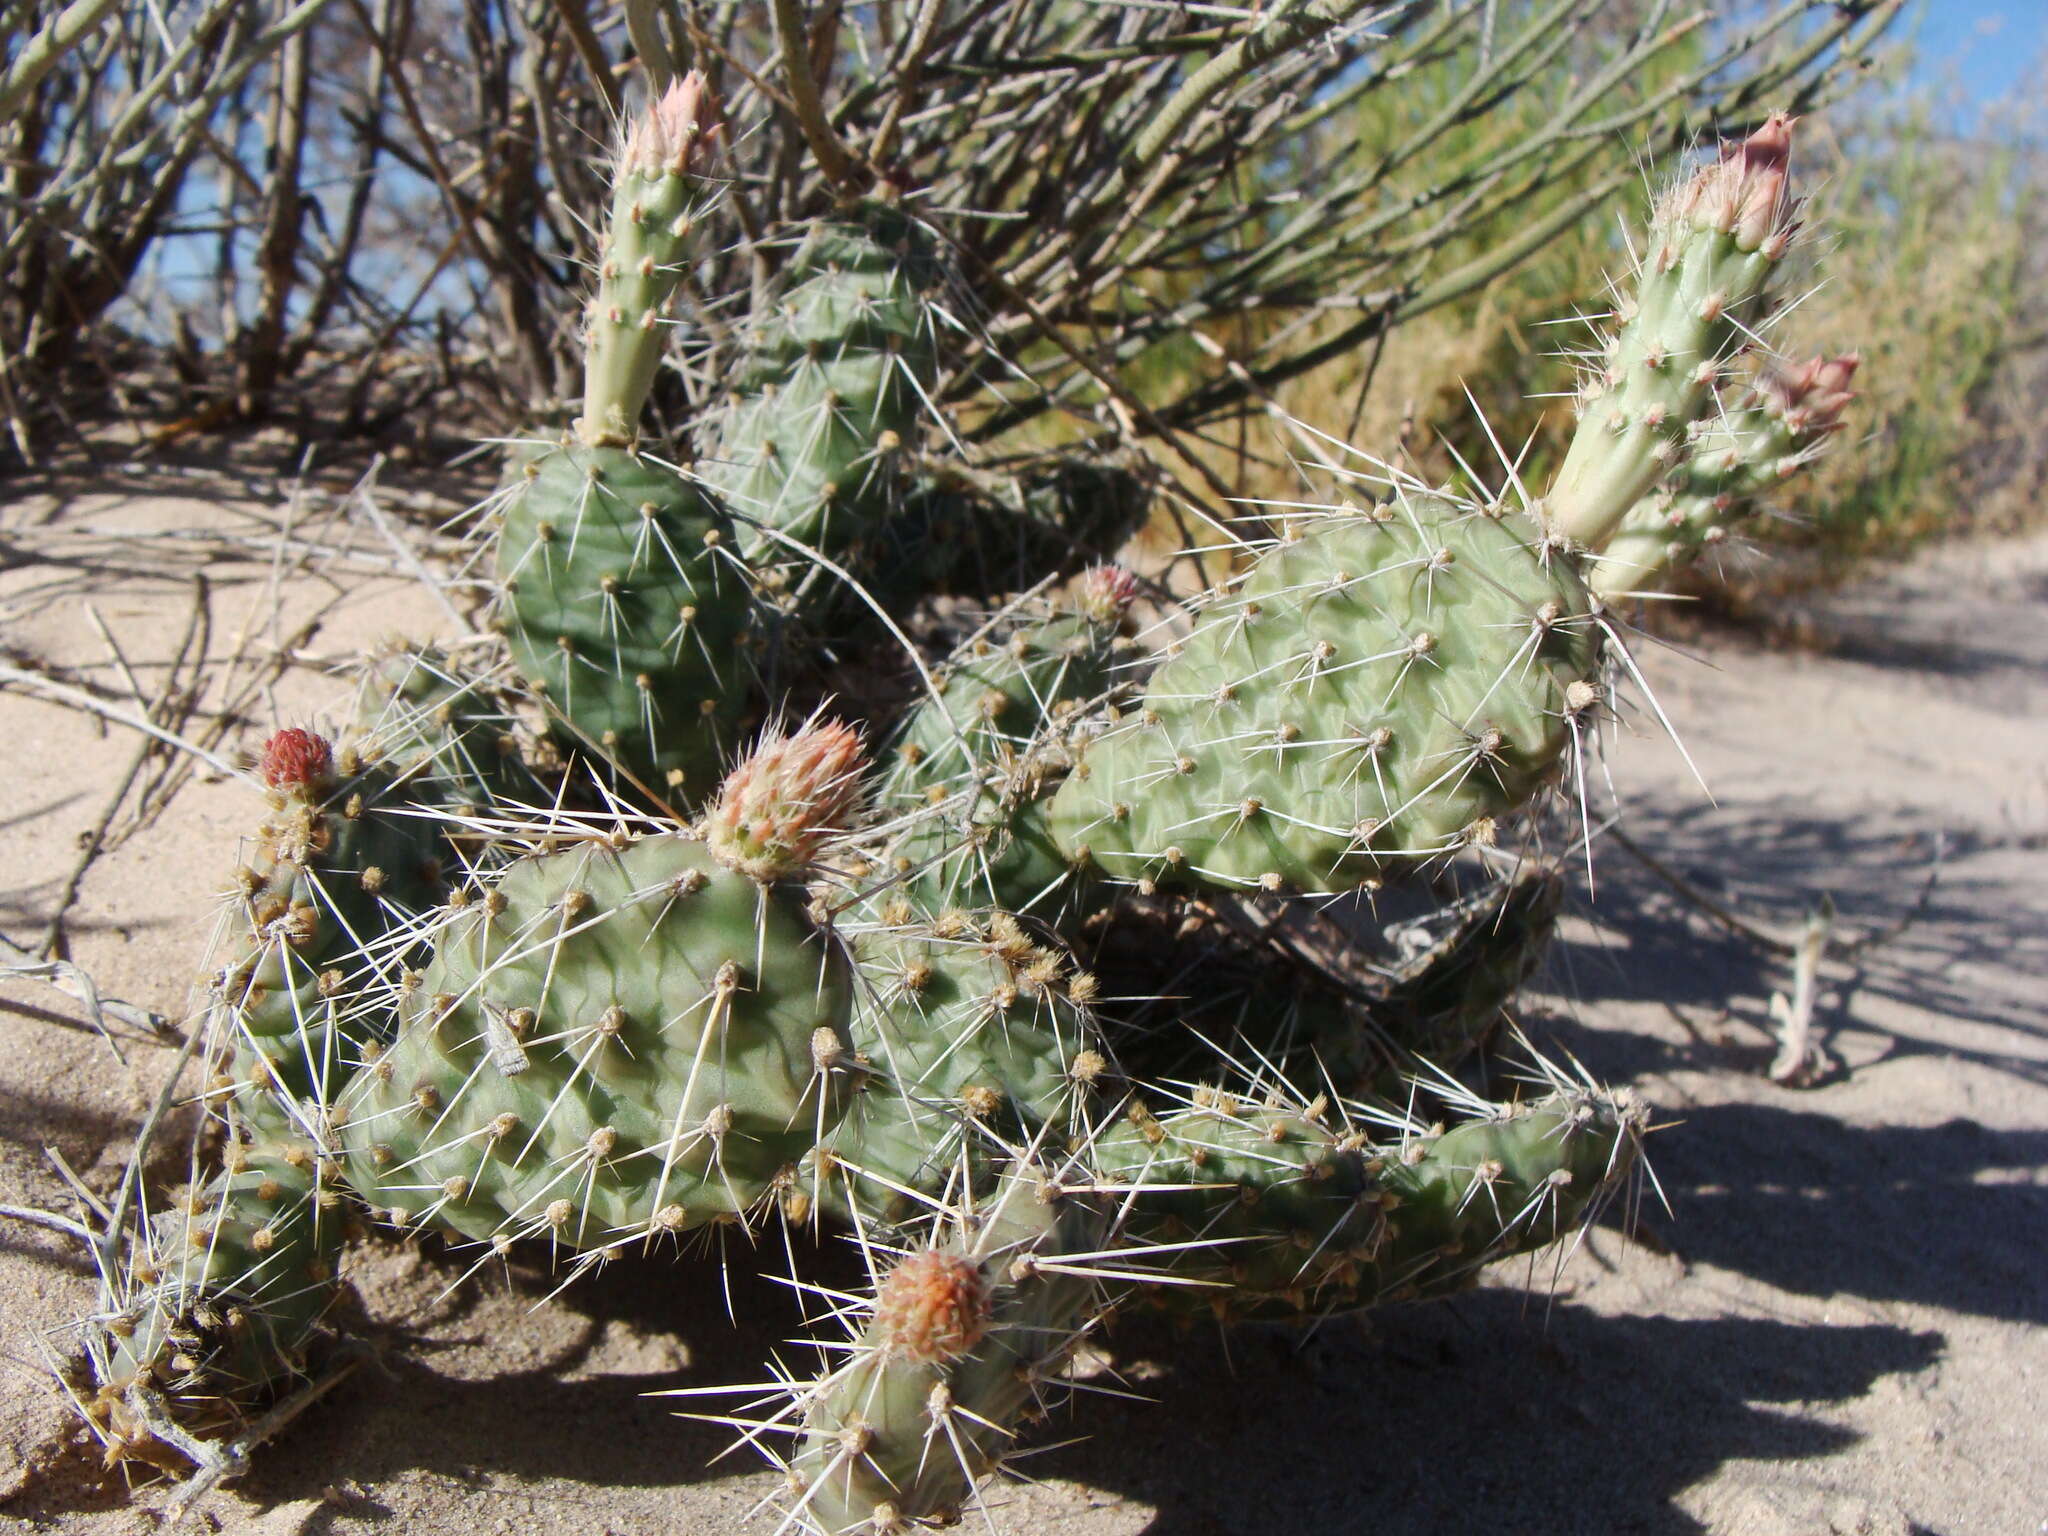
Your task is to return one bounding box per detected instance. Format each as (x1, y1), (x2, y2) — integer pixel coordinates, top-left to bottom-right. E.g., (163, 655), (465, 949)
(1903, 1), (2045, 120)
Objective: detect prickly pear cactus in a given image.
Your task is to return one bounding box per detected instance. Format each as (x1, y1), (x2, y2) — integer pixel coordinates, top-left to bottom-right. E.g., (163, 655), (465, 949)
(871, 452), (1157, 607)
(873, 566), (1135, 919)
(88, 1117), (347, 1455)
(701, 199), (945, 568)
(70, 96), (1854, 1528)
(1046, 494), (1602, 892)
(337, 724), (864, 1247)
(350, 642), (538, 813)
(781, 1159), (1112, 1535)
(493, 437), (756, 798)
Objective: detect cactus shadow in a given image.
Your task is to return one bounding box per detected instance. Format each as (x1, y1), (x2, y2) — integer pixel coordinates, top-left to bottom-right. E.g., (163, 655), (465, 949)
(1048, 1294), (1944, 1536)
(1626, 1103), (2048, 1326)
(238, 1237), (857, 1514)
(1550, 801), (2047, 1085)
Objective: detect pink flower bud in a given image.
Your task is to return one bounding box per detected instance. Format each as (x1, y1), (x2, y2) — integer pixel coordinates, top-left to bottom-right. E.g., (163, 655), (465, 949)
(259, 727), (334, 791)
(1756, 352), (1858, 439)
(705, 718), (865, 880)
(1075, 563), (1139, 626)
(1661, 113), (1798, 253)
(622, 71), (723, 179)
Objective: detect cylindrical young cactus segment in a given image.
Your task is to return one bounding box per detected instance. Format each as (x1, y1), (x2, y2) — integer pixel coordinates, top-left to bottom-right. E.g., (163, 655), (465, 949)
(1046, 494), (1600, 893)
(1590, 351), (1858, 600)
(580, 74), (722, 447)
(1546, 115), (1801, 551)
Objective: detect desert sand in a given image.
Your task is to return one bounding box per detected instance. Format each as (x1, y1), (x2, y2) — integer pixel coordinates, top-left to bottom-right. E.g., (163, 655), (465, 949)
(1, 454), (2042, 1535)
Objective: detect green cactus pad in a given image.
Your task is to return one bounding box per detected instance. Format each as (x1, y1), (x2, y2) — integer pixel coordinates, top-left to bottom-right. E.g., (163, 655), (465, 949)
(338, 831), (854, 1248)
(1046, 494), (1600, 893)
(493, 440), (754, 797)
(817, 906), (1109, 1223)
(1098, 1084), (1642, 1321)
(701, 202), (944, 565)
(94, 1128), (346, 1441)
(874, 592), (1127, 919)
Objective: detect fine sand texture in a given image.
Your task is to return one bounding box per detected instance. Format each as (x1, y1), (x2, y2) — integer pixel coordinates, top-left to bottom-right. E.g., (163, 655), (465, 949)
(1, 457), (2042, 1535)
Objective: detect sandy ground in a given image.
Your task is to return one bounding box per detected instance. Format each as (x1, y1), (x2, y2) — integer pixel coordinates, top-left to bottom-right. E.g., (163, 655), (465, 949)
(0, 459), (2042, 1535)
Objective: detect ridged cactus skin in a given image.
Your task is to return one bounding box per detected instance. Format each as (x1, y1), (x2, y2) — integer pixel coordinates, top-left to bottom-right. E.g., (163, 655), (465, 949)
(338, 830), (855, 1245)
(701, 202), (943, 564)
(1046, 495), (1600, 892)
(787, 1163), (1109, 1535)
(1592, 353), (1859, 600)
(92, 1124), (345, 1446)
(219, 731), (449, 1140)
(819, 904), (1109, 1222)
(875, 570), (1133, 918)
(493, 441), (753, 795)
(1098, 1084), (1643, 1322)
(1548, 116), (1800, 551)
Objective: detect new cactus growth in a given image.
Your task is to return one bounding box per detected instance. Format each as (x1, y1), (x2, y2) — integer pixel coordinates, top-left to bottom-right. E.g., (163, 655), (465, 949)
(1592, 352), (1859, 599)
(1546, 115), (1802, 551)
(780, 1156), (1114, 1535)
